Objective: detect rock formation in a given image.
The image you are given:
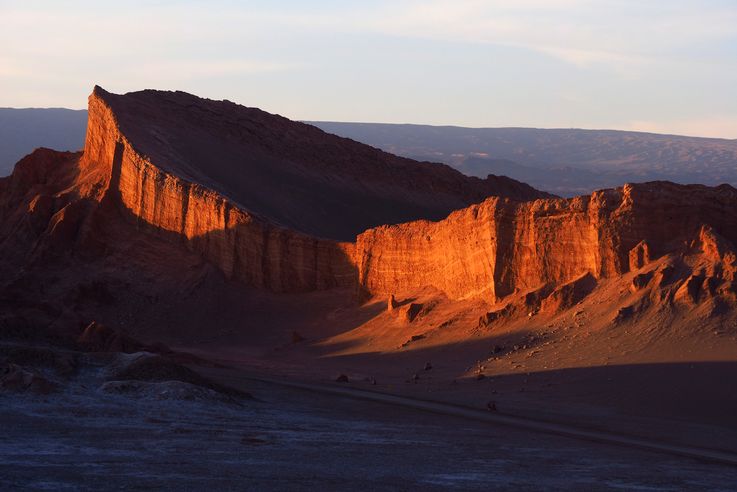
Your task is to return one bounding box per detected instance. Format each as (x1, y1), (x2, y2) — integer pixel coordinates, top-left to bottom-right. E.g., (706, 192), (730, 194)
(18, 86), (545, 295)
(2, 85), (737, 315)
(355, 182), (737, 302)
(80, 88), (360, 293)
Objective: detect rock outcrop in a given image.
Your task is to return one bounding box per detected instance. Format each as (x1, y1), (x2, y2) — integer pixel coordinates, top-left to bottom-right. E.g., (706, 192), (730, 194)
(0, 361), (57, 394)
(79, 88), (358, 292)
(355, 182), (737, 301)
(68, 86), (552, 293)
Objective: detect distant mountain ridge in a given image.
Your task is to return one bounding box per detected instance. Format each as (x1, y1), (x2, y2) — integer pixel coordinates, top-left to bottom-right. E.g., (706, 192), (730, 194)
(309, 122), (737, 196)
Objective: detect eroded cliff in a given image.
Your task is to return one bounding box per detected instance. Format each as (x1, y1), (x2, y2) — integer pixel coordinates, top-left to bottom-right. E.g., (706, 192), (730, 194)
(355, 182), (737, 301)
(79, 89), (355, 292)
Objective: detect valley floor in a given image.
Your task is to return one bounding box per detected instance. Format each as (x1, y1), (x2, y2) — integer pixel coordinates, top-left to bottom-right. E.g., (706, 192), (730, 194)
(2, 365), (737, 491)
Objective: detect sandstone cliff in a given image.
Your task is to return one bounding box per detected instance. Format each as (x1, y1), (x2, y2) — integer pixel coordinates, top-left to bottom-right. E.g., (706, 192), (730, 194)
(78, 90), (356, 292)
(355, 182), (737, 301)
(68, 86), (555, 294)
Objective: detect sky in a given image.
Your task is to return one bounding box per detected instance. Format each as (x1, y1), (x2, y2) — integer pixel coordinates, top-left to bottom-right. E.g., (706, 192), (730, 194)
(1, 0), (736, 138)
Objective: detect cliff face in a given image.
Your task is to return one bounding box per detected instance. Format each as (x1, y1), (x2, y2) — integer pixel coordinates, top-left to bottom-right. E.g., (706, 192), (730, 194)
(73, 86), (557, 293)
(355, 182), (737, 301)
(80, 88), (355, 292)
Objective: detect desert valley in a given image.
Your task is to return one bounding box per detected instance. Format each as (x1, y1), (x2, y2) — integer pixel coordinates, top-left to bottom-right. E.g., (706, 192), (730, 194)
(1, 84), (736, 489)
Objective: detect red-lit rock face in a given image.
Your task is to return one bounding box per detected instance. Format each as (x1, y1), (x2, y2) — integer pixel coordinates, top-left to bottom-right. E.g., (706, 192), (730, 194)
(79, 87), (356, 293)
(355, 182), (737, 302)
(65, 86), (554, 294)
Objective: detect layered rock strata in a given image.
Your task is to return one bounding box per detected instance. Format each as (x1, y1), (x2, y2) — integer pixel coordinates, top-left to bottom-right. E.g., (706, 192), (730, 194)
(355, 182), (737, 301)
(80, 91), (355, 292)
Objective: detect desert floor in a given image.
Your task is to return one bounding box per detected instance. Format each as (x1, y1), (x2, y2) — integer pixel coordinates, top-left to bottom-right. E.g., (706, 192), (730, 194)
(2, 361), (737, 491)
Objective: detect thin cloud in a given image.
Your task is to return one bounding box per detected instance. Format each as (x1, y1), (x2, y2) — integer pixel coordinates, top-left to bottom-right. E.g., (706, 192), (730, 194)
(346, 0), (737, 72)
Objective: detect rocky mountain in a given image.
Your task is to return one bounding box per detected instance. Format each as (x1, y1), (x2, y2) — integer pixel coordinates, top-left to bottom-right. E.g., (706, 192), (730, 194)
(309, 122), (737, 196)
(0, 86), (550, 297)
(355, 182), (737, 304)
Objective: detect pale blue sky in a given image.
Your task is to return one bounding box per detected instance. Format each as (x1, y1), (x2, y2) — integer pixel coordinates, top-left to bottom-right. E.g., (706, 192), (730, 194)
(1, 0), (736, 137)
